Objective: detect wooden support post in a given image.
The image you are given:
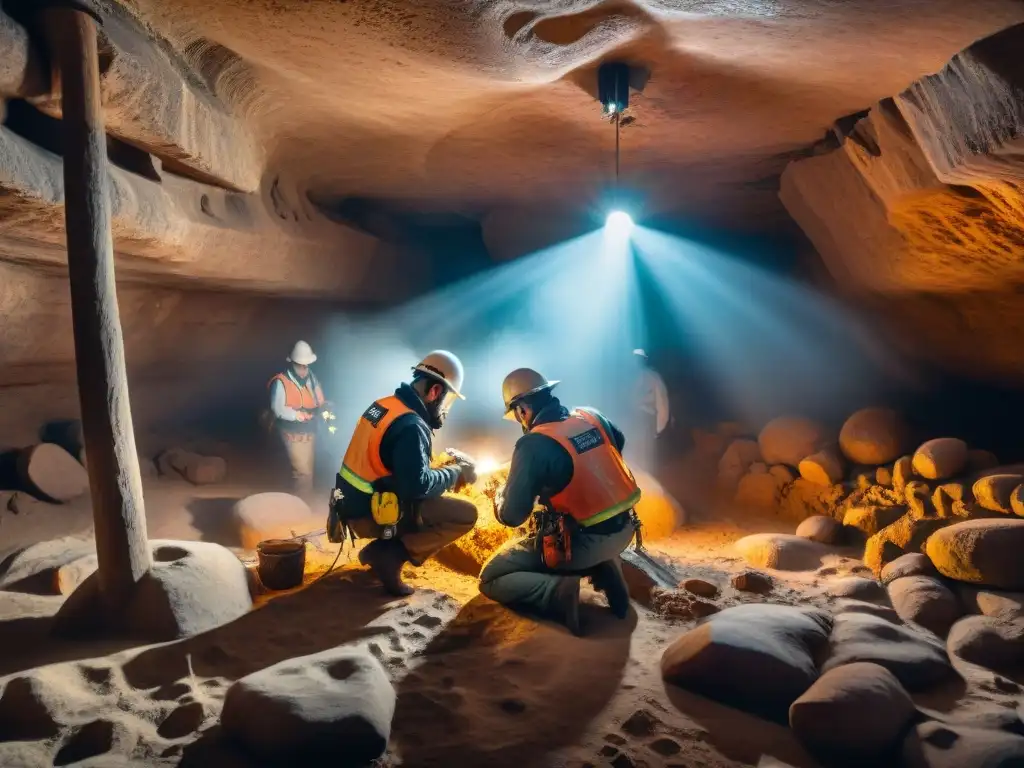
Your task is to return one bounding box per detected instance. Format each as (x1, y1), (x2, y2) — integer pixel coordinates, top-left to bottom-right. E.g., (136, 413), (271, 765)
(49, 4), (151, 621)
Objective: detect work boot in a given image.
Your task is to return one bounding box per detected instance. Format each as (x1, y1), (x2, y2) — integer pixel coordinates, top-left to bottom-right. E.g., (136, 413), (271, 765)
(359, 539), (414, 597)
(590, 560), (630, 619)
(549, 576), (582, 636)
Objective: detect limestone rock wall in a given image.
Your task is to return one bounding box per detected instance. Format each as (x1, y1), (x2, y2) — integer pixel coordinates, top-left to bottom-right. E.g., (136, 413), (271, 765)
(781, 23), (1024, 383)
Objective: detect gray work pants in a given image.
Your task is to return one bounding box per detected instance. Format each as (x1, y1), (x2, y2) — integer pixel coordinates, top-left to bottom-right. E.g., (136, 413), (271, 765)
(280, 432), (316, 493)
(348, 494), (478, 565)
(478, 520), (636, 614)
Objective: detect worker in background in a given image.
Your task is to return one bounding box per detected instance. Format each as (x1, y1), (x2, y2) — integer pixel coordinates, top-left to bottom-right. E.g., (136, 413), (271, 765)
(268, 340), (328, 494)
(331, 351), (479, 596)
(479, 368), (640, 635)
(630, 349), (670, 469)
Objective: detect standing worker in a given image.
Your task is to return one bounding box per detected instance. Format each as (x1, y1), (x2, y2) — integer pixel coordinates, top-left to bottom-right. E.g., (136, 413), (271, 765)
(630, 349), (670, 469)
(479, 368), (641, 635)
(268, 340), (328, 495)
(330, 351), (479, 596)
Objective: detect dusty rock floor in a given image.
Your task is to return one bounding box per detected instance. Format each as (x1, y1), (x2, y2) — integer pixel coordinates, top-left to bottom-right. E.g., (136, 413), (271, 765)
(0, 461), (1019, 768)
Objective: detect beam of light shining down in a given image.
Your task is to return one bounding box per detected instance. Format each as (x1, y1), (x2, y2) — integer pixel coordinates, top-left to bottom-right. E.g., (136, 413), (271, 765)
(630, 226), (907, 427)
(605, 210), (634, 240)
(321, 229), (648, 465)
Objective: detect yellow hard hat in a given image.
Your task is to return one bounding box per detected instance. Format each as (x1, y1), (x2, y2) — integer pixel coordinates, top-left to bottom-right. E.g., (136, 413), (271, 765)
(502, 368), (559, 420)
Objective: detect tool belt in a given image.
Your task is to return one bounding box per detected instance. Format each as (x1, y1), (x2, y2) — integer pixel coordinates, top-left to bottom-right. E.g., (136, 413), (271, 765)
(536, 507), (643, 569)
(327, 487), (410, 544)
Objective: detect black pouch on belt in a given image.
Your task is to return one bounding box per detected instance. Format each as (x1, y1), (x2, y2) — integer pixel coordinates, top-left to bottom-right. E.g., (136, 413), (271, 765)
(327, 488), (356, 545)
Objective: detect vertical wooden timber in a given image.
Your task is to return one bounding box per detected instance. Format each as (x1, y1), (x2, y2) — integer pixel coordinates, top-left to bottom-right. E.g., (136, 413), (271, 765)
(49, 4), (151, 620)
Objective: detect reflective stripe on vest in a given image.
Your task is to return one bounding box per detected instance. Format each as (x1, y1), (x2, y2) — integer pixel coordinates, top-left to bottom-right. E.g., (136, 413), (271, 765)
(339, 395), (414, 495)
(268, 372), (324, 411)
(532, 408), (641, 526)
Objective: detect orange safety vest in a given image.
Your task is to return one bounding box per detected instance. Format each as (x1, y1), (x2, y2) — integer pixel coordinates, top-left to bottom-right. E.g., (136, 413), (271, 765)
(339, 395), (415, 494)
(268, 371), (324, 412)
(531, 408), (641, 527)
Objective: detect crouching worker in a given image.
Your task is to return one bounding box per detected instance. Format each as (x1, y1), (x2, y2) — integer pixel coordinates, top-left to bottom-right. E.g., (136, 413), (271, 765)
(329, 351), (479, 596)
(479, 368), (641, 635)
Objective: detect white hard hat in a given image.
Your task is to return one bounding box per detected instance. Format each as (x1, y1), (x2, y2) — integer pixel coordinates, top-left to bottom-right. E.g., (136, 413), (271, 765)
(412, 350), (465, 399)
(633, 348), (648, 359)
(502, 368), (559, 420)
(287, 340), (317, 366)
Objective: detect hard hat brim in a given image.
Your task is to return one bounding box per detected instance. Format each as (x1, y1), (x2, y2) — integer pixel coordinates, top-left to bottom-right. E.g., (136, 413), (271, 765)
(503, 380), (559, 412)
(412, 365), (465, 400)
(288, 354), (317, 365)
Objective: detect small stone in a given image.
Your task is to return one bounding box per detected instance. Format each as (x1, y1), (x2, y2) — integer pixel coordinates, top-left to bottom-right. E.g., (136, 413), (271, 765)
(926, 518), (1024, 591)
(904, 481), (932, 518)
(892, 456), (913, 496)
(844, 505), (906, 539)
(55, 555), (99, 596)
(887, 575), (963, 638)
(826, 577), (886, 602)
(221, 647), (394, 765)
(759, 416), (828, 468)
(876, 466), (893, 487)
(839, 408), (907, 466)
(947, 615), (1024, 677)
(880, 553), (938, 586)
(233, 493), (320, 551)
(16, 444), (89, 503)
(796, 515), (841, 544)
(973, 474), (1023, 514)
(683, 579), (719, 598)
(912, 438), (968, 481)
(183, 455), (227, 485)
(931, 485), (966, 519)
(799, 450), (845, 487)
(789, 662), (915, 761)
(731, 570), (773, 594)
(735, 533), (831, 571)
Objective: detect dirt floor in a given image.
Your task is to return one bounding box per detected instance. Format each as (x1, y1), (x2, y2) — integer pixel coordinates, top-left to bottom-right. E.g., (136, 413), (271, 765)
(0, 453), (1017, 768)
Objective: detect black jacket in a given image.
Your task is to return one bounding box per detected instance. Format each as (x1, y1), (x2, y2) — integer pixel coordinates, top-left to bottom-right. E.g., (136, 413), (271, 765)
(496, 398), (626, 528)
(337, 383), (461, 516)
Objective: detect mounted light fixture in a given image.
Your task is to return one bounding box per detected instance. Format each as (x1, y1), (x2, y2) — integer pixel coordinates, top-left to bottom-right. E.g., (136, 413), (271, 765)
(598, 62), (634, 234)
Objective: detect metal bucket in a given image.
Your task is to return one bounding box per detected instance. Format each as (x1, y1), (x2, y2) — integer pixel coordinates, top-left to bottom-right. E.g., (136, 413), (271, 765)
(256, 539), (306, 591)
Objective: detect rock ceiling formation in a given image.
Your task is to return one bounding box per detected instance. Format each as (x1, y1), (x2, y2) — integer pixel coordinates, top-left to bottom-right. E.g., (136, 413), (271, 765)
(2, 0), (1024, 381)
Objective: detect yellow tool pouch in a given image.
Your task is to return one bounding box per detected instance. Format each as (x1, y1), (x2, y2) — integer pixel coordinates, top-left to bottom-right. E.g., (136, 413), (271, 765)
(371, 492), (401, 527)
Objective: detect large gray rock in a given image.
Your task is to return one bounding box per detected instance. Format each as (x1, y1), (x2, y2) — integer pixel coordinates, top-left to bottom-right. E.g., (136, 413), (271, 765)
(912, 438), (967, 481)
(233, 493), (320, 551)
(887, 575), (963, 638)
(823, 611), (955, 690)
(926, 519), (1024, 590)
(16, 443), (89, 502)
(758, 416), (828, 468)
(881, 553), (939, 586)
(827, 577), (887, 602)
(53, 540), (252, 642)
(735, 533), (831, 571)
(789, 662), (915, 762)
(221, 647), (394, 766)
(839, 408), (906, 466)
(661, 604), (832, 721)
(956, 585), (1024, 620)
(903, 721), (1024, 768)
(947, 615), (1024, 678)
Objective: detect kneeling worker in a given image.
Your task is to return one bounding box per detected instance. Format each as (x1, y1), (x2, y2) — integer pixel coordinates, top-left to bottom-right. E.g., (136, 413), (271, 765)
(332, 351), (479, 596)
(479, 368), (641, 635)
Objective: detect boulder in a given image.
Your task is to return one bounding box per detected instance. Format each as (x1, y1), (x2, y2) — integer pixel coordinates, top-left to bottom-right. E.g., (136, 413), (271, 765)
(925, 519), (1024, 590)
(887, 575), (963, 638)
(956, 586), (1024, 620)
(966, 449), (1000, 473)
(912, 438), (967, 481)
(881, 553), (938, 586)
(826, 577), (887, 602)
(731, 570), (773, 594)
(947, 615), (1024, 677)
(796, 515), (841, 544)
(682, 579), (719, 599)
(233, 493), (320, 551)
(16, 444), (89, 502)
(734, 472), (781, 509)
(769, 464), (796, 486)
(931, 484), (970, 519)
(892, 455), (914, 496)
(798, 450), (844, 487)
(735, 533), (831, 571)
(661, 604), (832, 720)
(864, 514), (953, 577)
(53, 540), (252, 642)
(839, 408), (907, 466)
(876, 465), (893, 487)
(972, 474), (1023, 515)
(718, 439), (761, 490)
(221, 647), (394, 766)
(903, 721), (1024, 768)
(844, 505), (906, 539)
(789, 662), (915, 762)
(1012, 485), (1024, 517)
(156, 447), (190, 477)
(0, 536), (96, 593)
(758, 416), (828, 468)
(183, 455), (227, 485)
(823, 611), (955, 690)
